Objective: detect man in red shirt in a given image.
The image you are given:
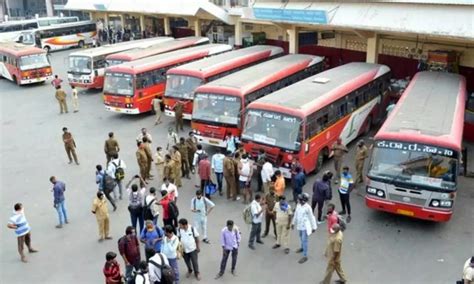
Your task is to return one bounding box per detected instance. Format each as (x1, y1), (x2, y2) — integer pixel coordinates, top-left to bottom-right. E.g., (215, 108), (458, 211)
(159, 190), (172, 227)
(118, 226), (141, 283)
(198, 154), (212, 198)
(326, 203), (339, 234)
(51, 75), (63, 88)
(103, 251), (122, 284)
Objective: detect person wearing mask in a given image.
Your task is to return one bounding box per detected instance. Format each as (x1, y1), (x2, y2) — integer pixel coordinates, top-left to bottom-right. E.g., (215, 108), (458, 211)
(312, 173), (332, 224)
(103, 252), (122, 284)
(177, 218), (201, 281)
(91, 191), (112, 242)
(273, 196), (293, 254)
(7, 203), (38, 263)
(238, 154), (253, 204)
(339, 166), (354, 223)
(261, 158), (274, 195)
(291, 193), (317, 264)
(191, 190), (215, 244)
(262, 189), (277, 239)
(140, 220), (164, 261)
(50, 176), (68, 229)
(118, 226), (141, 283)
(211, 148), (225, 196)
(248, 194), (265, 250)
(293, 167), (306, 204)
(215, 220), (241, 279)
(162, 225), (180, 283)
(108, 153), (126, 201)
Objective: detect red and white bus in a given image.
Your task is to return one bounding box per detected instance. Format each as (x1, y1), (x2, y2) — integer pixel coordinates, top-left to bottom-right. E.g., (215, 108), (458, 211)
(366, 72), (466, 222)
(164, 45), (284, 120)
(0, 42), (52, 85)
(464, 92), (474, 142)
(103, 44), (232, 114)
(67, 37), (173, 89)
(241, 62), (391, 177)
(191, 54), (324, 147)
(105, 37), (209, 66)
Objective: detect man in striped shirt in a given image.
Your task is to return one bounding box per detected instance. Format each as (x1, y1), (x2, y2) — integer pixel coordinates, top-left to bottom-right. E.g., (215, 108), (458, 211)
(7, 203), (38, 262)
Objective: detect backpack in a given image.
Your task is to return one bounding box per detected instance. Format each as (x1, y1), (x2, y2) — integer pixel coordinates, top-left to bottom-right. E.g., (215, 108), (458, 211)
(129, 191), (143, 209)
(337, 216), (347, 232)
(192, 197), (208, 213)
(168, 200), (179, 219)
(149, 254), (175, 284)
(113, 161), (125, 181)
(143, 197), (156, 221)
(242, 205), (253, 225)
(103, 173), (116, 193)
(197, 151), (206, 164)
(133, 270), (147, 284)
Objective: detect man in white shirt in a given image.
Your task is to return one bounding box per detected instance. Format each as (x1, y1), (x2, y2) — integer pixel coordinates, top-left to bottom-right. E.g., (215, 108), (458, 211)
(261, 159), (274, 195)
(248, 194), (265, 250)
(135, 260), (150, 284)
(191, 190), (215, 244)
(177, 218), (201, 280)
(144, 187), (160, 225)
(291, 192), (317, 264)
(211, 149), (225, 196)
(161, 178), (178, 202)
(136, 128), (153, 144)
(148, 251), (169, 283)
(107, 153), (127, 200)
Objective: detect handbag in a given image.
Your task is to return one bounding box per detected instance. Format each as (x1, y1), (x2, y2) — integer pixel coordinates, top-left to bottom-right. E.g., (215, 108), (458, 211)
(205, 181), (217, 196)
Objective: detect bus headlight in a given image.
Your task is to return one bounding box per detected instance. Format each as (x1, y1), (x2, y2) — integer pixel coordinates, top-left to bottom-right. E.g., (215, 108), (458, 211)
(430, 200), (440, 207)
(376, 190), (385, 198)
(439, 200), (452, 208)
(367, 187), (377, 194)
(193, 130), (201, 135)
(367, 187), (385, 198)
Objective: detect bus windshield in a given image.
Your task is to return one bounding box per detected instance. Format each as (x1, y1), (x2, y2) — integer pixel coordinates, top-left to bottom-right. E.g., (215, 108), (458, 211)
(106, 59), (125, 67)
(369, 141), (458, 191)
(242, 109), (302, 151)
(19, 54), (50, 70)
(192, 93), (241, 125)
(68, 56), (92, 74)
(104, 73), (134, 96)
(165, 75), (203, 99)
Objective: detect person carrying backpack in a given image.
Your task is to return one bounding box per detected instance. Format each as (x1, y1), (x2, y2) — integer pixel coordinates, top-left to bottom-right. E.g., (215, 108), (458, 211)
(177, 218), (201, 281)
(144, 187), (160, 225)
(140, 221), (164, 261)
(96, 165), (117, 211)
(126, 175), (146, 233)
(108, 153), (127, 200)
(191, 190), (215, 244)
(133, 260), (149, 284)
(148, 248), (175, 284)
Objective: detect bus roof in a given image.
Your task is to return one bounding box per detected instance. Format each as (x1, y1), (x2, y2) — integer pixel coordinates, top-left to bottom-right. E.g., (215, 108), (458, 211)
(194, 54), (323, 96)
(248, 62), (390, 117)
(375, 71), (466, 151)
(105, 37), (209, 62)
(0, 42), (46, 57)
(34, 20), (94, 31)
(68, 37), (173, 58)
(167, 45), (284, 80)
(106, 44), (232, 75)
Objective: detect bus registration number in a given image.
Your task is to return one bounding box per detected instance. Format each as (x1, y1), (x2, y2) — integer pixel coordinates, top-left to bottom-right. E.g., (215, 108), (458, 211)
(396, 209), (414, 216)
(209, 139), (219, 145)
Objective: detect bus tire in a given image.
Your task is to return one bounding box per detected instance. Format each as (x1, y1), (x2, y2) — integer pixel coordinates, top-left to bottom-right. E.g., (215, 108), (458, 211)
(78, 40), (85, 48)
(12, 75), (18, 85)
(43, 46), (51, 53)
(364, 115), (373, 136)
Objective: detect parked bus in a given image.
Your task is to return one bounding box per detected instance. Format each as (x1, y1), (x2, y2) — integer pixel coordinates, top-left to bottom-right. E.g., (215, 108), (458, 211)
(191, 54), (324, 148)
(464, 93), (474, 142)
(0, 16), (79, 41)
(67, 37), (173, 89)
(164, 45), (284, 120)
(0, 42), (52, 85)
(105, 37), (209, 66)
(366, 72), (466, 222)
(241, 62), (391, 177)
(103, 44), (232, 114)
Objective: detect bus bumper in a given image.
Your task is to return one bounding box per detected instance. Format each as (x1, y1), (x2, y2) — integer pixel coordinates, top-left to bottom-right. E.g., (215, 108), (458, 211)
(165, 110), (192, 120)
(195, 135), (227, 148)
(105, 106), (140, 114)
(365, 195), (452, 222)
(20, 77), (48, 85)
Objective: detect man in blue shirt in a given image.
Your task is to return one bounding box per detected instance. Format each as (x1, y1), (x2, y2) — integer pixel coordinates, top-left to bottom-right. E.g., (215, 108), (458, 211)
(7, 203), (38, 262)
(293, 167), (306, 204)
(338, 166), (354, 223)
(50, 176), (68, 228)
(211, 149), (225, 196)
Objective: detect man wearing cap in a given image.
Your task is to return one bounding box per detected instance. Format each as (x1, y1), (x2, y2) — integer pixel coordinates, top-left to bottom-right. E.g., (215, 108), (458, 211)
(355, 140), (368, 184)
(331, 138), (348, 184)
(291, 193), (317, 264)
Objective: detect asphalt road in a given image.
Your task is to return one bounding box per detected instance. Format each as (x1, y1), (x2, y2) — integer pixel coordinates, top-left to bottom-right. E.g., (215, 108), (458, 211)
(0, 48), (473, 284)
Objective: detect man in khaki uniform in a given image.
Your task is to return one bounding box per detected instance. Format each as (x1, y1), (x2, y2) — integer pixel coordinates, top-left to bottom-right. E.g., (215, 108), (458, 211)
(331, 138), (348, 184)
(55, 86), (68, 114)
(186, 132), (197, 173)
(104, 132), (120, 164)
(136, 142), (148, 181)
(355, 140), (368, 184)
(174, 100), (184, 132)
(177, 137), (190, 179)
(91, 191), (112, 241)
(155, 146), (165, 182)
(62, 127), (79, 165)
(152, 96), (163, 125)
(321, 224), (347, 284)
(163, 154), (176, 182)
(171, 145), (182, 187)
(142, 137), (153, 180)
(223, 151), (236, 200)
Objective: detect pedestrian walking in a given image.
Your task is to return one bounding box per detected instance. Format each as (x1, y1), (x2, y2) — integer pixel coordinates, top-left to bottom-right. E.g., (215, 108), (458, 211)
(173, 100), (185, 132)
(166, 127), (179, 151)
(273, 196), (293, 254)
(198, 154), (212, 198)
(144, 187), (160, 225)
(193, 144), (206, 188)
(338, 166), (354, 223)
(140, 220), (164, 260)
(162, 225), (180, 283)
(163, 154), (177, 183)
(155, 146), (165, 182)
(108, 153), (126, 200)
(143, 137), (154, 180)
(292, 193), (317, 264)
(355, 140), (368, 184)
(186, 132), (197, 173)
(7, 203), (38, 263)
(71, 85), (79, 112)
(248, 194), (265, 250)
(136, 128), (153, 144)
(215, 220), (241, 279)
(320, 224), (347, 284)
(126, 175), (146, 233)
(262, 189), (277, 239)
(223, 150), (237, 200)
(91, 191), (112, 242)
(103, 252), (122, 284)
(177, 218), (201, 281)
(261, 158), (274, 195)
(191, 190), (215, 244)
(211, 149), (225, 196)
(50, 176), (68, 229)
(171, 145), (182, 187)
(178, 137), (190, 179)
(331, 138), (348, 184)
(293, 167), (306, 203)
(462, 257), (474, 284)
(312, 173), (332, 223)
(274, 170), (286, 198)
(51, 74), (63, 88)
(118, 226), (141, 283)
(62, 127), (79, 165)
(238, 154), (253, 204)
(96, 164), (117, 210)
(104, 132), (120, 164)
(55, 85), (68, 114)
(152, 96), (163, 125)
(136, 142), (149, 181)
(255, 149), (266, 192)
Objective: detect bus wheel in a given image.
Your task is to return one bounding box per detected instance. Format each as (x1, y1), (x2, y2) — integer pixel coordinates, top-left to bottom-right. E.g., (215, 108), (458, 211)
(12, 75), (18, 85)
(364, 115), (373, 136)
(43, 46), (50, 53)
(78, 40), (85, 48)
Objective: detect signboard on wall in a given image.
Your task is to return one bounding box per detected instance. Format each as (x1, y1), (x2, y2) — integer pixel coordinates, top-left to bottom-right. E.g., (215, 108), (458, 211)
(253, 8), (327, 24)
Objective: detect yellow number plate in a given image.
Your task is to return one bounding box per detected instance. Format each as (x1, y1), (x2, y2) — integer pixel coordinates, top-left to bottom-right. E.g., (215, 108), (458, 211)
(209, 140), (219, 145)
(397, 209), (414, 216)
(115, 108), (121, 112)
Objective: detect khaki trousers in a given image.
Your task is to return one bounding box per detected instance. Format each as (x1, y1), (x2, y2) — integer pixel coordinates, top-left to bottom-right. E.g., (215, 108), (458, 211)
(224, 174), (236, 199)
(58, 99), (68, 113)
(65, 145), (78, 163)
(275, 223), (290, 248)
(355, 159), (365, 183)
(97, 217), (110, 239)
(322, 259), (347, 284)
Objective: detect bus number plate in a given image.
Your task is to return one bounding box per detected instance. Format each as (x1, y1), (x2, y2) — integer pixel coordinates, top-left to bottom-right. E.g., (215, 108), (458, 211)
(396, 209), (414, 216)
(209, 139), (219, 145)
